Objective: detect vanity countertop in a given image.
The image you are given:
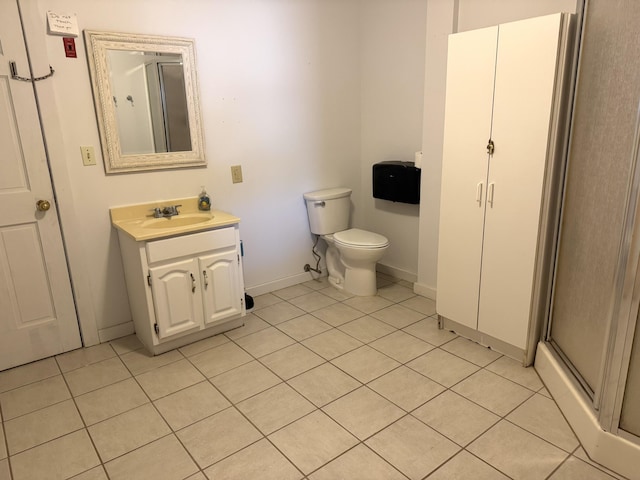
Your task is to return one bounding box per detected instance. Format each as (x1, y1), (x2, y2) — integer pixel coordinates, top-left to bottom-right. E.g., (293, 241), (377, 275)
(110, 197), (240, 241)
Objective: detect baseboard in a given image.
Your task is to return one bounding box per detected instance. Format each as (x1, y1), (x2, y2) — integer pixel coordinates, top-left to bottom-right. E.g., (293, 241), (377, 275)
(246, 266), (418, 298)
(413, 281), (436, 300)
(535, 342), (640, 480)
(245, 271), (317, 297)
(98, 321), (135, 343)
(377, 263), (417, 283)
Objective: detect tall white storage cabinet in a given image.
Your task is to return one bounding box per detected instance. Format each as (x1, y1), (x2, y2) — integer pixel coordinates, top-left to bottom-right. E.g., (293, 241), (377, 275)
(437, 13), (573, 360)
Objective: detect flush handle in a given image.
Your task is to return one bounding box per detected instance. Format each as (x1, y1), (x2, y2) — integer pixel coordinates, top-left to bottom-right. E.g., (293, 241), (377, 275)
(313, 201), (325, 207)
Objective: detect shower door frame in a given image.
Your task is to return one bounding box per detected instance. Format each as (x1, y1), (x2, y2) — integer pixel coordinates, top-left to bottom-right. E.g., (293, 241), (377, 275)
(595, 104), (640, 440)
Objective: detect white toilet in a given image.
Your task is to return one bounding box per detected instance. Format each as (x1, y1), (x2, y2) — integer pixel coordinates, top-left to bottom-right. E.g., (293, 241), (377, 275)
(304, 187), (389, 296)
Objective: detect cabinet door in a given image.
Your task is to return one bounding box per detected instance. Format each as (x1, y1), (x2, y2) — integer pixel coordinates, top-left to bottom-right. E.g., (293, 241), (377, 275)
(436, 25), (498, 330)
(478, 14), (565, 348)
(150, 258), (203, 339)
(200, 248), (242, 327)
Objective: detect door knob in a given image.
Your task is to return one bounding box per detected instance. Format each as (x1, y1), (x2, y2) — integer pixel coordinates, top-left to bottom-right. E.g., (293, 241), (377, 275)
(36, 200), (51, 212)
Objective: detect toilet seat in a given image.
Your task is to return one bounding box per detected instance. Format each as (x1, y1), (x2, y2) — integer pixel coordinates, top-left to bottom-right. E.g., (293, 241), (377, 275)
(333, 228), (389, 249)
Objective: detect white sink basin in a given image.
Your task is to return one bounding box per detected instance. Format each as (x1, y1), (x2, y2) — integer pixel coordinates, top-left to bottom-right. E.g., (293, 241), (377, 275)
(141, 213), (214, 229)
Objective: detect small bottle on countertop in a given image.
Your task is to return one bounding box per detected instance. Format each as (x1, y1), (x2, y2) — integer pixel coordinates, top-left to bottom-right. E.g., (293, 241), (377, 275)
(198, 186), (211, 211)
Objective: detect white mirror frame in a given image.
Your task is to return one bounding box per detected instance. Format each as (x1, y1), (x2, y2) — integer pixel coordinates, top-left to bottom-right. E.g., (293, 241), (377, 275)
(84, 30), (206, 174)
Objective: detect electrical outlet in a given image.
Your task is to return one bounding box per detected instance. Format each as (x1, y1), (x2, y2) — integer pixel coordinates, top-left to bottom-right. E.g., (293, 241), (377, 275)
(80, 146), (96, 166)
(231, 165), (243, 184)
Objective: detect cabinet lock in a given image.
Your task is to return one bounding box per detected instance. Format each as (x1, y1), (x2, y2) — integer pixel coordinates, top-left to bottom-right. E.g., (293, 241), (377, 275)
(487, 139), (495, 155)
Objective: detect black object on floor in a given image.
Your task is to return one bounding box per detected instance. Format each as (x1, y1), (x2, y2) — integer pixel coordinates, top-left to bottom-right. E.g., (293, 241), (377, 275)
(245, 293), (254, 310)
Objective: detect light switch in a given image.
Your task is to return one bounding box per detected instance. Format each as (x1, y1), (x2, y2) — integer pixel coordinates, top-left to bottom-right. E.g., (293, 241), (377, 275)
(81, 146), (96, 166)
(231, 165), (243, 183)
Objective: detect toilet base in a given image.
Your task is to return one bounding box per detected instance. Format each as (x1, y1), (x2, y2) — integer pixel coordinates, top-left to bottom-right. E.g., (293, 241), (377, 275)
(344, 268), (378, 296)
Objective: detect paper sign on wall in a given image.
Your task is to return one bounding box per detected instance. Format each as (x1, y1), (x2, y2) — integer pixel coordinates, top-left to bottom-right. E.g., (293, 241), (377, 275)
(46, 11), (79, 37)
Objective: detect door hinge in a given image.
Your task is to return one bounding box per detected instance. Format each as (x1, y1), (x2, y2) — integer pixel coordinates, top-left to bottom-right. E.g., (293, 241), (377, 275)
(147, 272), (152, 286)
(154, 323), (159, 335)
(237, 254), (240, 264)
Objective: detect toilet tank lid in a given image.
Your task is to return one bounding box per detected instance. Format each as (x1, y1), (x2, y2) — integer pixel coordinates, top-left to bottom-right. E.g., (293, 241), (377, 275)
(304, 187), (352, 201)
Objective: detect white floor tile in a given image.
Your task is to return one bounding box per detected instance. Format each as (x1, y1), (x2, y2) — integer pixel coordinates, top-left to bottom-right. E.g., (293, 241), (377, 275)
(323, 387), (404, 440)
(468, 420), (568, 480)
(0, 278), (633, 480)
(366, 415), (460, 480)
(203, 438), (302, 480)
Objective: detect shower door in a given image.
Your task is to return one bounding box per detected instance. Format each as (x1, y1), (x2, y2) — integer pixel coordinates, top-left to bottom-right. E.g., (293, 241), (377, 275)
(546, 0), (640, 439)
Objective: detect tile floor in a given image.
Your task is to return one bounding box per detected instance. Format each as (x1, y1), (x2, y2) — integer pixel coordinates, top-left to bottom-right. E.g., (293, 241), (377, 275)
(0, 274), (628, 480)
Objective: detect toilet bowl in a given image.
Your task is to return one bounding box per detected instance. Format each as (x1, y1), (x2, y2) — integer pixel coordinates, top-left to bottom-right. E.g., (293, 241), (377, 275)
(331, 228), (389, 296)
(304, 187), (389, 296)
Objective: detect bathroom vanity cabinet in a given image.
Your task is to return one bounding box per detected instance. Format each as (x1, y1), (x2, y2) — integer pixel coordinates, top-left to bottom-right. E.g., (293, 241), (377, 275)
(436, 13), (573, 361)
(111, 201), (245, 355)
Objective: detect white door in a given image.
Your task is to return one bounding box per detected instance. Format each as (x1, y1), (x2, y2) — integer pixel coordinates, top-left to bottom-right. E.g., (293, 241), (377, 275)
(200, 248), (242, 327)
(0, 0), (81, 371)
(436, 25), (498, 329)
(478, 14), (565, 348)
(150, 258), (203, 339)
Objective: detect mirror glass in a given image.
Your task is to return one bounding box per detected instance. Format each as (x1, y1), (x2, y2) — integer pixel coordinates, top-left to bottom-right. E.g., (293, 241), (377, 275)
(84, 31), (205, 173)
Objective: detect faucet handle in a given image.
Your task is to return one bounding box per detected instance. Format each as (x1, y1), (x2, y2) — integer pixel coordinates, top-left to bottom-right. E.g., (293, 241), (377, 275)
(150, 207), (162, 218)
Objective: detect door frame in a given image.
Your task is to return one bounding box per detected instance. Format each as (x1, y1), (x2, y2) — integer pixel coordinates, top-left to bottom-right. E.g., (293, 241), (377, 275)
(17, 0), (99, 346)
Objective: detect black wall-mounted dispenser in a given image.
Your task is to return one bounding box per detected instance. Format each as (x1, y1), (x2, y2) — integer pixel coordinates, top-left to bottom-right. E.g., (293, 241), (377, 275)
(373, 161), (421, 204)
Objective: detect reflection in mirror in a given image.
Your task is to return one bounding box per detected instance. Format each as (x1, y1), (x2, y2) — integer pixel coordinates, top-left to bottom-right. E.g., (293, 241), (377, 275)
(108, 50), (191, 154)
(84, 31), (205, 173)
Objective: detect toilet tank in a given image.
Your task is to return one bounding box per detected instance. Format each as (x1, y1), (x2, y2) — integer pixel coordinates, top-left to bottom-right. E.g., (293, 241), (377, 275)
(303, 187), (352, 235)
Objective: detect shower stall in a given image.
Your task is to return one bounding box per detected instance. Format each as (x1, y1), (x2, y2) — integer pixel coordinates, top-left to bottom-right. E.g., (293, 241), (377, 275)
(536, 1), (640, 478)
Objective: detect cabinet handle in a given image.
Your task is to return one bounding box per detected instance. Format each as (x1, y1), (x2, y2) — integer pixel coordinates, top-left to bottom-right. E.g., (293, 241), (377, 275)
(190, 273), (196, 293)
(203, 270), (208, 289)
(476, 182), (483, 206)
(488, 182), (495, 207)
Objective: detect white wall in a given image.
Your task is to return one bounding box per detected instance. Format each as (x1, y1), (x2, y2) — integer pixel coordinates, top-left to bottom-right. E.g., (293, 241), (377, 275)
(18, 0), (428, 342)
(109, 52), (155, 154)
(358, 0), (428, 280)
(415, 0), (579, 299)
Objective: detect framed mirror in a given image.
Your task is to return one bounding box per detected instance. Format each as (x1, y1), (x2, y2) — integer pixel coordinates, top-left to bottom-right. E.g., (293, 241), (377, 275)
(84, 31), (206, 173)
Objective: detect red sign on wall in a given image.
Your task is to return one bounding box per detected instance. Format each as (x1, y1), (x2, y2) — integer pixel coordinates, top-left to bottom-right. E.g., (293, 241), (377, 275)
(63, 37), (77, 58)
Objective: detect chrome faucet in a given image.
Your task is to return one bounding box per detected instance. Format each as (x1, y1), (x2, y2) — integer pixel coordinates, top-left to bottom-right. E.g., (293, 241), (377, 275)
(151, 204), (182, 218)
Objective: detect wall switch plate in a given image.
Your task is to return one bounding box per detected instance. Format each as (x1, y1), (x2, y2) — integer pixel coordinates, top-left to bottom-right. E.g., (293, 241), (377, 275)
(81, 146), (96, 166)
(231, 165), (243, 183)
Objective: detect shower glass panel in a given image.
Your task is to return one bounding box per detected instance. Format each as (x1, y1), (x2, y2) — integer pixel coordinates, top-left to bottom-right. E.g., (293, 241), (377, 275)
(548, 0), (639, 394)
